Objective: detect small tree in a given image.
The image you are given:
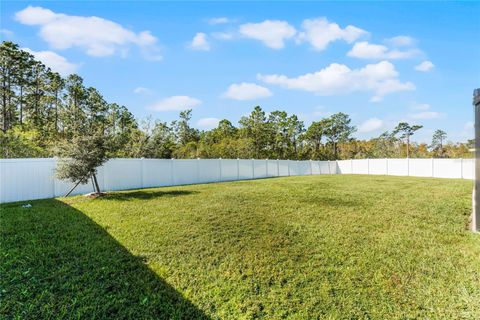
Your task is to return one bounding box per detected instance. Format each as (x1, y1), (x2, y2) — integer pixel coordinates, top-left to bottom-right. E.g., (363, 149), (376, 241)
(55, 134), (109, 196)
(324, 113), (356, 159)
(431, 129), (447, 157)
(393, 122), (423, 158)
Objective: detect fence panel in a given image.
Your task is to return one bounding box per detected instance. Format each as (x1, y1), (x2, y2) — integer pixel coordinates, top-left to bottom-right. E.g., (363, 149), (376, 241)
(0, 159), (55, 203)
(352, 159), (369, 174)
(267, 160), (279, 177)
(328, 161), (337, 174)
(103, 159), (142, 191)
(0, 157), (474, 203)
(318, 161), (330, 174)
(220, 159), (238, 181)
(462, 159), (474, 179)
(369, 159), (387, 175)
(171, 159), (197, 185)
(433, 159), (463, 179)
(238, 160), (254, 179)
(198, 159), (221, 183)
(288, 161), (300, 176)
(386, 159), (409, 176)
(298, 161), (311, 175)
(409, 159), (433, 177)
(253, 160), (268, 179)
(278, 160), (290, 176)
(311, 161), (321, 175)
(143, 159), (174, 187)
(336, 160), (351, 174)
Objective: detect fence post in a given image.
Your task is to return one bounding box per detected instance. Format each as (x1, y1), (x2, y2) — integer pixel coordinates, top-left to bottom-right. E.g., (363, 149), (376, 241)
(309, 160), (313, 175)
(288, 160), (291, 176)
(266, 159), (269, 177)
(171, 158), (175, 185)
(237, 158), (240, 180)
(367, 158), (370, 175)
(196, 158), (200, 183)
(52, 158), (57, 197)
(219, 158), (222, 182)
(252, 159), (255, 179)
(460, 158), (464, 179)
(141, 158), (145, 188)
(277, 159), (280, 177)
(351, 159), (353, 174)
(407, 158), (410, 176)
(385, 158), (388, 176)
(432, 158), (435, 178)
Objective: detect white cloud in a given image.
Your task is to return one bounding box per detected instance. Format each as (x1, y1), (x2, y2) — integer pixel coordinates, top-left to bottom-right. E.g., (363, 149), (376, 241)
(358, 118), (384, 133)
(197, 117), (220, 128)
(387, 35), (415, 47)
(409, 111), (442, 120)
(15, 6), (161, 60)
(23, 48), (78, 76)
(208, 17), (231, 25)
(223, 82), (273, 100)
(239, 20), (296, 49)
(148, 96), (201, 112)
(347, 41), (420, 60)
(258, 60), (415, 102)
(189, 32), (210, 51)
(133, 87), (152, 95)
(211, 32), (235, 41)
(415, 60), (435, 72)
(410, 102), (430, 111)
(297, 17), (367, 51)
(0, 29), (13, 36)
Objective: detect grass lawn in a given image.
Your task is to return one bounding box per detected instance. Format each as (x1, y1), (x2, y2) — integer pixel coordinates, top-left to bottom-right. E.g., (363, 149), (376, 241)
(1, 175), (480, 319)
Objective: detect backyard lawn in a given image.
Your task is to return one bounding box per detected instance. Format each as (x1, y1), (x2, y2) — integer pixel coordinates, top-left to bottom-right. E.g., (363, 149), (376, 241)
(1, 175), (479, 319)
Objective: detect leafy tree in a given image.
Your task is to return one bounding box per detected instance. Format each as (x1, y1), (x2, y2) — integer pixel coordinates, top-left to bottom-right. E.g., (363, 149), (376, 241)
(393, 122), (423, 158)
(145, 121), (175, 158)
(431, 129), (447, 157)
(303, 119), (329, 159)
(369, 131), (398, 158)
(239, 106), (271, 158)
(286, 114), (304, 159)
(55, 133), (109, 196)
(172, 109), (199, 148)
(0, 128), (45, 158)
(1, 42), (27, 132)
(210, 119), (237, 142)
(46, 71), (65, 132)
(324, 113), (356, 159)
(268, 111), (289, 158)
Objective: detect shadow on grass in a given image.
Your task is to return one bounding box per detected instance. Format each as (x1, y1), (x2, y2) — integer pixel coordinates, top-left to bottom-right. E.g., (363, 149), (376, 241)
(103, 189), (198, 201)
(0, 199), (209, 319)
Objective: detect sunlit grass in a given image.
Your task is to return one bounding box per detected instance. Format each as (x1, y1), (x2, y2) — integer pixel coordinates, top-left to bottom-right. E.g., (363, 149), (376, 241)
(1, 175), (479, 319)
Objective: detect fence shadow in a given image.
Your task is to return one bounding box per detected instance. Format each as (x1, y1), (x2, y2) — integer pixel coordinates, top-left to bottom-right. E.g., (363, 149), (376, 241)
(0, 199), (209, 319)
(102, 189), (198, 201)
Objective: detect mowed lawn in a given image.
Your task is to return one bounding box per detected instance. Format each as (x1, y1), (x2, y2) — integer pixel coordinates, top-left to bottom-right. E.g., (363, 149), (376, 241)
(1, 175), (480, 319)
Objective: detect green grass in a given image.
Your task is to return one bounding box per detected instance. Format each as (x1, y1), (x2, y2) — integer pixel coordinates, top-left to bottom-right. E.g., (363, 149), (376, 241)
(1, 175), (480, 319)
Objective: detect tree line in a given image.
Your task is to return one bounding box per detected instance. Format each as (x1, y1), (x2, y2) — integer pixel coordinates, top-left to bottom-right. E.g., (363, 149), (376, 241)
(1, 41), (472, 160)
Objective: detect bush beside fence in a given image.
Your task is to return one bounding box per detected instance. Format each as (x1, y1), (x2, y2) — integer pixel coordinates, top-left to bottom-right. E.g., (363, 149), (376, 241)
(0, 158), (473, 203)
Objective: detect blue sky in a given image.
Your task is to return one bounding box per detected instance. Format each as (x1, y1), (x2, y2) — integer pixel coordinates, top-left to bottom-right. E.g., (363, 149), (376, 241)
(2, 1), (479, 142)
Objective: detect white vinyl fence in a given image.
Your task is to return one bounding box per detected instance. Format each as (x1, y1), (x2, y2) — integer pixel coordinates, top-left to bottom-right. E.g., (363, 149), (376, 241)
(336, 158), (474, 179)
(0, 158), (473, 203)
